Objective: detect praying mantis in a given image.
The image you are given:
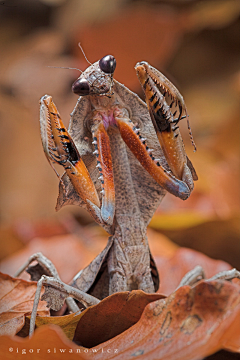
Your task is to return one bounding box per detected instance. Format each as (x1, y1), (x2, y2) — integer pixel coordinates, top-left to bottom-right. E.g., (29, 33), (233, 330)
(15, 53), (239, 336)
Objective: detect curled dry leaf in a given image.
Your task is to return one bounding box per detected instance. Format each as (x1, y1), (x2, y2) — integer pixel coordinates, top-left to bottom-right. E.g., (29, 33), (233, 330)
(88, 279), (240, 360)
(73, 290), (165, 347)
(0, 280), (239, 360)
(0, 273), (49, 336)
(31, 290), (164, 342)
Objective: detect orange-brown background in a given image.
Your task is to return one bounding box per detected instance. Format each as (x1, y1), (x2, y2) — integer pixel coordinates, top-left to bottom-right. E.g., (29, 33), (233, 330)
(0, 0), (239, 269)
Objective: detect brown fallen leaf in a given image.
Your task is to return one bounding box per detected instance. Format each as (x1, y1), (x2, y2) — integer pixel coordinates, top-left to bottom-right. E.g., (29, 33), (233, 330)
(34, 311), (83, 341)
(0, 273), (49, 336)
(30, 290), (164, 343)
(0, 325), (86, 360)
(0, 233), (107, 283)
(87, 279), (240, 360)
(73, 290), (165, 348)
(156, 247), (231, 296)
(0, 226), (238, 358)
(0, 280), (239, 360)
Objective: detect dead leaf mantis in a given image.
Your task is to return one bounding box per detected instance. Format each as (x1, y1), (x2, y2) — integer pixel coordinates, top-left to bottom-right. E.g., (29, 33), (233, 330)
(14, 53), (240, 337)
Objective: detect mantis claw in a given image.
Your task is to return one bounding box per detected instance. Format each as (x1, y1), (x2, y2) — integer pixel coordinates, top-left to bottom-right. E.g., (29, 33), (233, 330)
(135, 61), (197, 192)
(39, 95), (115, 226)
(115, 109), (190, 200)
(91, 113), (115, 225)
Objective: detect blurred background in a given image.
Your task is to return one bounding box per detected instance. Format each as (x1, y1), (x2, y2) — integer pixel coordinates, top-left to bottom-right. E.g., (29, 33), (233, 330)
(0, 0), (239, 272)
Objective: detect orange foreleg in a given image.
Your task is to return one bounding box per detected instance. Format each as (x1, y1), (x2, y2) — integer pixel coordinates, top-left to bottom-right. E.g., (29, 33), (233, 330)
(91, 115), (115, 225)
(114, 109), (190, 200)
(135, 63), (197, 190)
(40, 95), (100, 209)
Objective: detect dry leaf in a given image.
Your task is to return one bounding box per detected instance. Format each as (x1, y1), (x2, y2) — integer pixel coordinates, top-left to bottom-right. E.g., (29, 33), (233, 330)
(88, 279), (240, 359)
(73, 290), (165, 347)
(0, 325), (86, 360)
(0, 280), (239, 360)
(156, 247), (231, 296)
(0, 233), (107, 283)
(34, 311), (83, 341)
(31, 290), (164, 343)
(0, 273), (49, 336)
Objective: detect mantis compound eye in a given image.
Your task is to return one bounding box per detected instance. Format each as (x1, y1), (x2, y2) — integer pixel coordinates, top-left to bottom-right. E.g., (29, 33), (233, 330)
(99, 55), (116, 74)
(72, 78), (90, 96)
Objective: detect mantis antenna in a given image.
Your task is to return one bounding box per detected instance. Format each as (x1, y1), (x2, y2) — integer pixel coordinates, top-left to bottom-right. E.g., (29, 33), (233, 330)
(78, 42), (92, 65)
(48, 66), (82, 73)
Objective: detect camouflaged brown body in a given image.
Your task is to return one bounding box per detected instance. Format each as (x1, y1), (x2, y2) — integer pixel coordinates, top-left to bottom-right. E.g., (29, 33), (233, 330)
(57, 80), (166, 233)
(55, 80), (165, 296)
(40, 57), (196, 297)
